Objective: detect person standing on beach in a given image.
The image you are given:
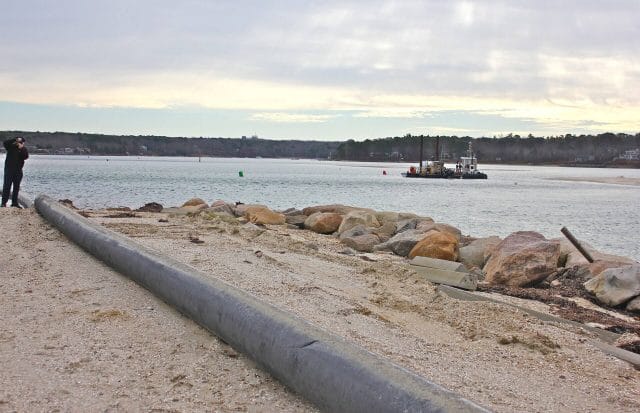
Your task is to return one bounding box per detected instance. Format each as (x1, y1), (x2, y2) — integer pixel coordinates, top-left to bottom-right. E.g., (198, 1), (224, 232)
(2, 137), (29, 208)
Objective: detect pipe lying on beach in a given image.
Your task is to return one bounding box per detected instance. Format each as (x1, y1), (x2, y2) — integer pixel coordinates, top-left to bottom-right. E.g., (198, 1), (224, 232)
(33, 194), (488, 413)
(17, 192), (34, 208)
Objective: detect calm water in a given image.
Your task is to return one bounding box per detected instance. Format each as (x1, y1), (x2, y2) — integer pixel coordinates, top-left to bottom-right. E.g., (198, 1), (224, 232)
(14, 155), (640, 261)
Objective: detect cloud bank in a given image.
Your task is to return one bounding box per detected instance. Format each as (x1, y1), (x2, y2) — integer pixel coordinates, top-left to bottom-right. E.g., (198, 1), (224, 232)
(0, 0), (638, 138)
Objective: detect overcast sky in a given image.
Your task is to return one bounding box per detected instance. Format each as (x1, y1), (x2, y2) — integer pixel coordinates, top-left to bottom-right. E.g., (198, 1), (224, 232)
(1, 0), (638, 140)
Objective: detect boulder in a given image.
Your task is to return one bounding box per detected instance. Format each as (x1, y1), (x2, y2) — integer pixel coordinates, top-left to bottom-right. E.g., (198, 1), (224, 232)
(398, 212), (423, 220)
(136, 202), (163, 213)
(340, 233), (381, 253)
(555, 237), (635, 270)
(281, 208), (304, 216)
(337, 210), (380, 234)
(583, 264), (640, 306)
(285, 214), (307, 228)
(208, 200), (235, 216)
(408, 231), (459, 261)
(182, 198), (208, 208)
(459, 236), (502, 268)
(371, 221), (397, 243)
(374, 229), (427, 257)
(59, 199), (77, 209)
(417, 222), (462, 241)
(304, 212), (343, 234)
(375, 211), (400, 225)
(244, 206), (286, 225)
(339, 224), (371, 240)
(302, 204), (364, 216)
(180, 204), (208, 214)
(375, 211), (423, 225)
(484, 231), (561, 287)
(588, 260), (637, 278)
(627, 296), (640, 312)
(396, 218), (419, 233)
(233, 203), (268, 217)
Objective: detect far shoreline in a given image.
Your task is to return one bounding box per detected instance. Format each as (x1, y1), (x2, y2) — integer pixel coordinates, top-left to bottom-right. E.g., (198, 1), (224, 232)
(20, 153), (640, 169)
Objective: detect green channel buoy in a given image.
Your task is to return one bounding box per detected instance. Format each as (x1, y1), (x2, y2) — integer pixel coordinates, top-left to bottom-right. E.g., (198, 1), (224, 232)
(239, 170), (244, 177)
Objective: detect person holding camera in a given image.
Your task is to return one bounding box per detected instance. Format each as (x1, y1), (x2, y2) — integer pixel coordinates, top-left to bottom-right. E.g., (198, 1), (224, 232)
(2, 137), (29, 208)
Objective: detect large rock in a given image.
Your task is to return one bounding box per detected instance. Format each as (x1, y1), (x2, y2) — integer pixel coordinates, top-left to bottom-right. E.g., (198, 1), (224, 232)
(374, 230), (427, 257)
(396, 218), (419, 233)
(302, 204), (366, 216)
(244, 206), (286, 225)
(459, 236), (502, 268)
(182, 198), (208, 207)
(588, 260), (637, 278)
(304, 212), (343, 234)
(627, 295), (640, 312)
(208, 200), (235, 216)
(285, 214), (307, 228)
(484, 231), (561, 287)
(234, 203), (268, 217)
(337, 210), (380, 234)
(417, 222), (462, 241)
(339, 224), (371, 240)
(408, 231), (459, 261)
(341, 233), (381, 253)
(583, 264), (640, 306)
(555, 237), (635, 270)
(180, 204), (208, 214)
(136, 202), (163, 213)
(375, 211), (400, 225)
(371, 221), (397, 243)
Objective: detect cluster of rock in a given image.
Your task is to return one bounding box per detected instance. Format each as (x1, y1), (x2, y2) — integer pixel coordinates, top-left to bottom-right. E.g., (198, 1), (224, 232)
(167, 198), (640, 312)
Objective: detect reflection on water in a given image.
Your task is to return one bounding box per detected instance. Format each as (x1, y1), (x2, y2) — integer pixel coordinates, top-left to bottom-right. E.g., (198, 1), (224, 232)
(21, 156), (640, 261)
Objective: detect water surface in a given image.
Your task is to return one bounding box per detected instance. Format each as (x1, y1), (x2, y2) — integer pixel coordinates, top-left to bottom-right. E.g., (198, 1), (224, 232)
(19, 156), (640, 260)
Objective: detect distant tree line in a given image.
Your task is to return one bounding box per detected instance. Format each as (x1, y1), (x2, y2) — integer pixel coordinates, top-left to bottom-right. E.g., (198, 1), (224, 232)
(334, 133), (640, 166)
(0, 131), (341, 159)
(1, 131), (638, 166)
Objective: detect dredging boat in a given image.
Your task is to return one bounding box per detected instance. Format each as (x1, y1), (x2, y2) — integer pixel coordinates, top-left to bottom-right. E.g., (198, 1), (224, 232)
(453, 142), (488, 179)
(402, 137), (487, 179)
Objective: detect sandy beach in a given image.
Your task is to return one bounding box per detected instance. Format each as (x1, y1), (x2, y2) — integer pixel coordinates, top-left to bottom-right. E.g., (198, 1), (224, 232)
(0, 208), (314, 412)
(2, 205), (640, 412)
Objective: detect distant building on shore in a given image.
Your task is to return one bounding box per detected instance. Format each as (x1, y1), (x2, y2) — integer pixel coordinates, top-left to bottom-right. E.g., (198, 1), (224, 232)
(618, 148), (640, 160)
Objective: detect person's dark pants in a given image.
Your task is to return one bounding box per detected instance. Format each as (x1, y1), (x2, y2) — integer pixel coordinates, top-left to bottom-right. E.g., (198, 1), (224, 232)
(2, 168), (23, 206)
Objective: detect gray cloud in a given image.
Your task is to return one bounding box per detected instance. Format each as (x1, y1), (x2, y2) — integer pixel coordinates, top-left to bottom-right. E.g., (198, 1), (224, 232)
(1, 0), (638, 102)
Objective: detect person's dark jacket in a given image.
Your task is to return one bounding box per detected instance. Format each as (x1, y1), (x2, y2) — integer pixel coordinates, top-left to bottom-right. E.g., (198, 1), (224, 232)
(3, 138), (29, 171)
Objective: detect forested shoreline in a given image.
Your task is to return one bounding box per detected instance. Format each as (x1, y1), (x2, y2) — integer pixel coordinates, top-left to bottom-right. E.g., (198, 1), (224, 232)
(1, 130), (638, 167)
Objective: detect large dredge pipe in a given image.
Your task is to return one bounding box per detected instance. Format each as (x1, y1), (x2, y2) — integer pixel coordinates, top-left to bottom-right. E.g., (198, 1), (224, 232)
(34, 194), (488, 413)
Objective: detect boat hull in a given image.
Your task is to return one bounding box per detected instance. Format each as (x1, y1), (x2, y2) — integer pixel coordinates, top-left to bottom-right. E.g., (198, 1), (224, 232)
(460, 172), (488, 179)
(402, 172), (457, 179)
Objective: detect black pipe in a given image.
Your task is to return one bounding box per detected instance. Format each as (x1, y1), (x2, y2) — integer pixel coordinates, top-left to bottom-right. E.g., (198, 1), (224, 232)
(34, 194), (488, 413)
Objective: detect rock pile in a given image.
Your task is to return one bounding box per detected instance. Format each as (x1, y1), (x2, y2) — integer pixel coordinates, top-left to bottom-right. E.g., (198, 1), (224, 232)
(170, 199), (640, 312)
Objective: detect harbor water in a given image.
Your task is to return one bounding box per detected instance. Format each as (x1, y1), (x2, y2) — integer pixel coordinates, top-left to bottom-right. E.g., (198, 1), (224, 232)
(16, 155), (640, 261)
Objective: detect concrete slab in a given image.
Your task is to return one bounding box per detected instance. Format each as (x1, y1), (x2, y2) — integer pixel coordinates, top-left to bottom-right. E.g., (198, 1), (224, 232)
(410, 256), (467, 272)
(411, 266), (478, 290)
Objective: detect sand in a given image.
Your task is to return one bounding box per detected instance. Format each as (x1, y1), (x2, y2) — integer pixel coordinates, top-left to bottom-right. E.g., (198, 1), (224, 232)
(0, 208), (315, 412)
(2, 206), (640, 412)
